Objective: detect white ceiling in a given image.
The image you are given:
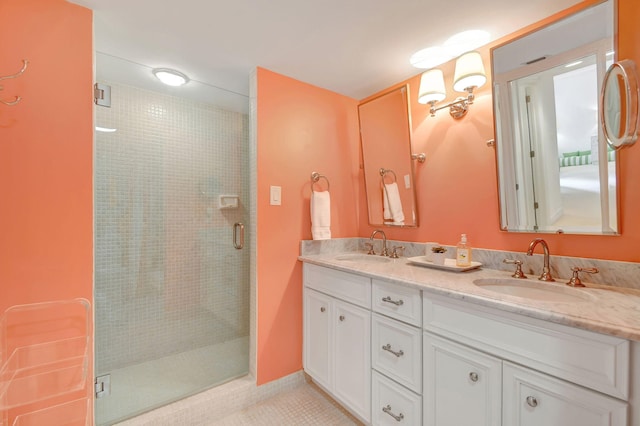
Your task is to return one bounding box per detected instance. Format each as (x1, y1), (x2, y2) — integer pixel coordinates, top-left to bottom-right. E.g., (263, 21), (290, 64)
(68, 0), (582, 106)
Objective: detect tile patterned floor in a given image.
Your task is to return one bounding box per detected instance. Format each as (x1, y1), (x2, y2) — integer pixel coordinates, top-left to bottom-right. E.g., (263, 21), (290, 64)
(211, 382), (362, 426)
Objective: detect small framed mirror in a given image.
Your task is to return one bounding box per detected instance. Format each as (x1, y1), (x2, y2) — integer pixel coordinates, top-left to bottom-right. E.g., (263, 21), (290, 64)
(358, 85), (418, 227)
(601, 59), (640, 149)
(492, 0), (618, 235)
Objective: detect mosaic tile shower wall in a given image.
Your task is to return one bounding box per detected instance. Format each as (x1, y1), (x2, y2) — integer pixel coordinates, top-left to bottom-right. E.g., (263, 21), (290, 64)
(95, 82), (250, 372)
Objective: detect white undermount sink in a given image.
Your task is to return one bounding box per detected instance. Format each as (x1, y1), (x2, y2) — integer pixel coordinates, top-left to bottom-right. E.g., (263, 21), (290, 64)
(334, 253), (391, 263)
(473, 278), (595, 303)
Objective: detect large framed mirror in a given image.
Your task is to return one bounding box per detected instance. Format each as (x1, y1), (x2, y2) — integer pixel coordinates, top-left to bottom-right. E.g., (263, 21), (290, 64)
(359, 85), (418, 227)
(492, 0), (617, 234)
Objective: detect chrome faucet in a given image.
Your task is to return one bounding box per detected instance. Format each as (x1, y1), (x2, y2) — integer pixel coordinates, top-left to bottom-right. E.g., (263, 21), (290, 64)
(370, 229), (388, 257)
(526, 238), (555, 282)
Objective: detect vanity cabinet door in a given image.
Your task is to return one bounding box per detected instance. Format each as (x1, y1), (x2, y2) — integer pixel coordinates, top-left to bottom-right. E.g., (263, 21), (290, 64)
(303, 289), (331, 390)
(334, 299), (371, 423)
(424, 332), (502, 426)
(503, 362), (628, 426)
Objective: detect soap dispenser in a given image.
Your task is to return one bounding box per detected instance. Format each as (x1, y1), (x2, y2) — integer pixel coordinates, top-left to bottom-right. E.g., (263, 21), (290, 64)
(456, 234), (472, 267)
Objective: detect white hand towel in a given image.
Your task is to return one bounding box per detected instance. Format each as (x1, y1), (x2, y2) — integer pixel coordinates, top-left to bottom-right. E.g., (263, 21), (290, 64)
(311, 191), (331, 240)
(383, 183), (405, 224)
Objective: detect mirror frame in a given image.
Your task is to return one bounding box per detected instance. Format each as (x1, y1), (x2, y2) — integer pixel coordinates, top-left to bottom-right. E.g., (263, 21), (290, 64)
(358, 84), (419, 228)
(490, 0), (619, 235)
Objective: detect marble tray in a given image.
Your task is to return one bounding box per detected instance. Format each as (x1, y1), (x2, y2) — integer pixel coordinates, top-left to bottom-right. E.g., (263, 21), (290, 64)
(407, 256), (482, 272)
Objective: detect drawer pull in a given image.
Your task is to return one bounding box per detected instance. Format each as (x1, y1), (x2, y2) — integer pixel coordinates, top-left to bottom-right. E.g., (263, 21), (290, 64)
(382, 404), (404, 422)
(469, 372), (479, 382)
(339, 315), (345, 322)
(382, 343), (404, 358)
(526, 396), (538, 408)
(320, 307), (326, 313)
(382, 296), (404, 306)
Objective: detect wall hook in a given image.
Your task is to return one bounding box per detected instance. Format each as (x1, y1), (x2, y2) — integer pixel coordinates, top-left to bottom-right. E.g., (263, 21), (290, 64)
(1, 59), (29, 106)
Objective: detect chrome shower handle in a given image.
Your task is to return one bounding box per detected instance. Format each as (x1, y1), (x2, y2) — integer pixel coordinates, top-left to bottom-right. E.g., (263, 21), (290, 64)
(233, 223), (244, 249)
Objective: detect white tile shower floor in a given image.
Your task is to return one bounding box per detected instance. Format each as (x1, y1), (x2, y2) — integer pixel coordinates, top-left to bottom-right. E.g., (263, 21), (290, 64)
(99, 336), (249, 425)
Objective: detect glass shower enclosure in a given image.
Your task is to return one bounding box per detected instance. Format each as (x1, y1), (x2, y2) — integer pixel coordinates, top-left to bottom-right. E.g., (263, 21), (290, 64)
(94, 53), (250, 425)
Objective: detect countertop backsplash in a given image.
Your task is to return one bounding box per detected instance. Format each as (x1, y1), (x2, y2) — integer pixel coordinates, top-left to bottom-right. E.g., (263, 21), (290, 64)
(300, 238), (640, 291)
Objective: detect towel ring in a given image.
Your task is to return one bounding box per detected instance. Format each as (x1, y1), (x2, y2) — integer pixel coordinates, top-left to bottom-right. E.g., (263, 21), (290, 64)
(311, 172), (330, 192)
(379, 168), (397, 184)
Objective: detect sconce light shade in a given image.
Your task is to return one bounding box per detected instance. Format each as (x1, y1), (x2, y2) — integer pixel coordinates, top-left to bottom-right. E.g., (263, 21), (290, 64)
(453, 51), (486, 92)
(418, 69), (447, 104)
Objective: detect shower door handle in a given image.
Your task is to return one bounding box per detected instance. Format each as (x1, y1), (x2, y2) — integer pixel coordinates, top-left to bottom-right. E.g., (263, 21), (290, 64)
(233, 222), (244, 249)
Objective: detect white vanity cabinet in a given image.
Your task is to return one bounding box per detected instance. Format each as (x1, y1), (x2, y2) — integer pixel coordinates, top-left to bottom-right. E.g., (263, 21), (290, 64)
(371, 279), (423, 425)
(423, 333), (501, 426)
(503, 361), (628, 426)
(303, 264), (371, 423)
(423, 293), (630, 426)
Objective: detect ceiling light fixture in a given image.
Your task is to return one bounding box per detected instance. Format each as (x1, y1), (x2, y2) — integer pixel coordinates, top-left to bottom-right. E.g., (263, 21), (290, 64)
(96, 126), (117, 133)
(565, 60), (584, 68)
(410, 46), (455, 69)
(444, 30), (491, 57)
(418, 51), (486, 119)
(152, 68), (190, 87)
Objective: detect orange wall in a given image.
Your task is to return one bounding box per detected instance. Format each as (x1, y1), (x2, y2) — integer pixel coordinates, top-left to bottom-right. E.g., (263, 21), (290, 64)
(359, 0), (640, 263)
(0, 0), (93, 421)
(255, 67), (360, 384)
(0, 0), (93, 320)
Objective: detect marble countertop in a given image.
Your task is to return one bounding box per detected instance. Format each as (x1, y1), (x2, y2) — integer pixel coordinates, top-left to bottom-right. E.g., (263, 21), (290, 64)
(299, 252), (640, 342)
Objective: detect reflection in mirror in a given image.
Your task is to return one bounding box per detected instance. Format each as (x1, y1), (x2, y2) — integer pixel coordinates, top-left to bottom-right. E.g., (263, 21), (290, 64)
(359, 85), (418, 227)
(492, 0), (617, 234)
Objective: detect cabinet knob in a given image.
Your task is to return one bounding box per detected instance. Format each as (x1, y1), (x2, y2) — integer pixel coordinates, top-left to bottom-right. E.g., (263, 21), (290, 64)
(320, 307), (326, 313)
(339, 315), (345, 321)
(469, 372), (479, 382)
(526, 396), (538, 408)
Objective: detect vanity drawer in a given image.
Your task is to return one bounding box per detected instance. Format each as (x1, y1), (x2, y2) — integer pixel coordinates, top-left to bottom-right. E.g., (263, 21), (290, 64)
(303, 263), (371, 309)
(423, 294), (630, 399)
(372, 313), (422, 393)
(372, 279), (421, 326)
(372, 370), (421, 426)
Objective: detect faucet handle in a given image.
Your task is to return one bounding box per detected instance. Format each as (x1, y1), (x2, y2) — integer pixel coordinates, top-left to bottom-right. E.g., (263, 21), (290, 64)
(364, 242), (376, 255)
(567, 266), (598, 287)
(503, 259), (527, 279)
(390, 246), (404, 259)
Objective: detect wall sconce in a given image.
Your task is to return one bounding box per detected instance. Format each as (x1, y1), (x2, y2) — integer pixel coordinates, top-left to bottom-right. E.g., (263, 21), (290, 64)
(418, 51), (486, 119)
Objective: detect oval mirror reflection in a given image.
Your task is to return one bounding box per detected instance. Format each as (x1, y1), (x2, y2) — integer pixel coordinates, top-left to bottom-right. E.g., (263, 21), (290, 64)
(602, 59), (640, 148)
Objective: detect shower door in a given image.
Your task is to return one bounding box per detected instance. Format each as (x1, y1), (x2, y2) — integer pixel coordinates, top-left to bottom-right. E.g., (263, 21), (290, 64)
(94, 55), (250, 425)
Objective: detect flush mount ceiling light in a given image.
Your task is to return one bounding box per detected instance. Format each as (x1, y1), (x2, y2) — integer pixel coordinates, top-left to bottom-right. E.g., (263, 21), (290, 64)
(565, 60), (584, 68)
(410, 46), (455, 70)
(96, 126), (117, 133)
(410, 30), (490, 69)
(152, 68), (190, 86)
(443, 30), (491, 57)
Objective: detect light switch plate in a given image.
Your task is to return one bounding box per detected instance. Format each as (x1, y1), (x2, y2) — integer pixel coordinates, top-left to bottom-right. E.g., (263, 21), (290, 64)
(270, 186), (281, 205)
